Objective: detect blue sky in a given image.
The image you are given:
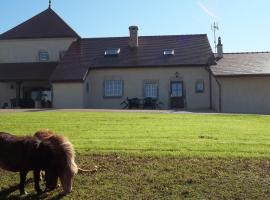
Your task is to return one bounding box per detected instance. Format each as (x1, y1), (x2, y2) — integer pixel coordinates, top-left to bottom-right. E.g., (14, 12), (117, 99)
(1, 0), (270, 52)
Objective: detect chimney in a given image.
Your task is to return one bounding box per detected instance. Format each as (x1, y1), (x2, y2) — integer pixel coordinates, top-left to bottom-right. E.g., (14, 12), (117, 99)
(217, 37), (223, 59)
(129, 26), (139, 48)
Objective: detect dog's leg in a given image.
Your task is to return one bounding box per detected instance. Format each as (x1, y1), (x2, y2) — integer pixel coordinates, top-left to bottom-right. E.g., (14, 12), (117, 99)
(45, 169), (58, 192)
(34, 170), (42, 193)
(19, 171), (28, 195)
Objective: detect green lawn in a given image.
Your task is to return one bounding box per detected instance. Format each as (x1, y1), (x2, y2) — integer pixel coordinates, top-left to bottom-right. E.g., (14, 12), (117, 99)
(1, 155), (270, 200)
(1, 111), (270, 199)
(1, 111), (270, 157)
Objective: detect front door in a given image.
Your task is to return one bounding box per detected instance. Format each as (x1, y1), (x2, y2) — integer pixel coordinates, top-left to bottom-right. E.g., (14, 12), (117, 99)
(170, 81), (184, 109)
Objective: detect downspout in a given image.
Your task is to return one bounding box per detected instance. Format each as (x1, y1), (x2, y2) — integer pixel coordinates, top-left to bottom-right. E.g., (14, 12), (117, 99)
(213, 75), (222, 113)
(204, 66), (212, 109)
(49, 81), (53, 108)
(207, 66), (222, 113)
(15, 81), (22, 107)
(209, 71), (212, 109)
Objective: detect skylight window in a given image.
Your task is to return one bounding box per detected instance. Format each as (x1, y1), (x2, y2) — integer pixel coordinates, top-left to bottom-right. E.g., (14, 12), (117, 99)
(104, 48), (121, 56)
(163, 49), (175, 56)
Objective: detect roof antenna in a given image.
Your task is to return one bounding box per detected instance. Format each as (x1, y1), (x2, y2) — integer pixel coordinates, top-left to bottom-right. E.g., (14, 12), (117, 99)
(211, 22), (219, 53)
(49, 0), (51, 8)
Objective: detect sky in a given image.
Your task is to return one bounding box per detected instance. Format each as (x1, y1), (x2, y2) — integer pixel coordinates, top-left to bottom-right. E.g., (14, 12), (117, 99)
(1, 0), (270, 53)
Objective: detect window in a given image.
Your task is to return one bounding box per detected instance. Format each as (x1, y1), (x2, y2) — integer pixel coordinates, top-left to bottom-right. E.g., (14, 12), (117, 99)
(144, 81), (158, 98)
(171, 82), (183, 97)
(163, 49), (175, 56)
(104, 80), (123, 97)
(195, 80), (204, 93)
(104, 48), (121, 56)
(38, 51), (49, 61)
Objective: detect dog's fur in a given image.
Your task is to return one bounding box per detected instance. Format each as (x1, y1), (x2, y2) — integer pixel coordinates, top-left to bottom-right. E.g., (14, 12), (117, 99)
(0, 131), (77, 195)
(0, 132), (47, 194)
(34, 129), (78, 194)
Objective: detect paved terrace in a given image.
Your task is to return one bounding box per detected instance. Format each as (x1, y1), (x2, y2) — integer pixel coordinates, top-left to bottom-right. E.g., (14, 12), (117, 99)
(0, 109), (215, 114)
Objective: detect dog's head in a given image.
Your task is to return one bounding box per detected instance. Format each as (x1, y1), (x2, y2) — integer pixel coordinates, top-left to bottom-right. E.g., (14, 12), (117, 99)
(34, 129), (78, 194)
(34, 129), (55, 140)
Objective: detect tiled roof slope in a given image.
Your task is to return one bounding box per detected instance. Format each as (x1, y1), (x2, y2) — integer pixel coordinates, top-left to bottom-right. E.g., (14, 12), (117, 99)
(0, 8), (79, 40)
(211, 52), (270, 76)
(0, 62), (58, 81)
(51, 34), (215, 82)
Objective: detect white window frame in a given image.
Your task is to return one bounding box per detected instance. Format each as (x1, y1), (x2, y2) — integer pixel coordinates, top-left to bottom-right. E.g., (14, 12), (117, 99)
(195, 80), (204, 93)
(104, 80), (123, 98)
(143, 81), (159, 98)
(38, 50), (49, 62)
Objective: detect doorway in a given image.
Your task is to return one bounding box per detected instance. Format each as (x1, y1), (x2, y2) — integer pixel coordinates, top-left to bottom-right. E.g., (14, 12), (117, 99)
(170, 81), (185, 109)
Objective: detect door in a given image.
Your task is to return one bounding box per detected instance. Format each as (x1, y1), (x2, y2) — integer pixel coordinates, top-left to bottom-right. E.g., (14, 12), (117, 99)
(170, 81), (185, 109)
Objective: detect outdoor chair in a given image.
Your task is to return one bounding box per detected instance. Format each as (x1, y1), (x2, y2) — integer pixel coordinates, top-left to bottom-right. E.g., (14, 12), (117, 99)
(1, 103), (8, 109)
(143, 97), (163, 109)
(120, 97), (141, 109)
(143, 97), (158, 109)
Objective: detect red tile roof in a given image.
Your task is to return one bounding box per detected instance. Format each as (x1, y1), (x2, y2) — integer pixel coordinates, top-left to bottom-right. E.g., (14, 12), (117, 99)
(0, 8), (79, 40)
(211, 52), (270, 76)
(0, 62), (58, 81)
(51, 34), (215, 82)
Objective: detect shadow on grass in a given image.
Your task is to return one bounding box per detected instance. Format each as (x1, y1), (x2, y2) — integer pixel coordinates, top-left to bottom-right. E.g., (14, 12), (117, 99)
(24, 109), (59, 113)
(0, 184), (19, 199)
(0, 182), (65, 200)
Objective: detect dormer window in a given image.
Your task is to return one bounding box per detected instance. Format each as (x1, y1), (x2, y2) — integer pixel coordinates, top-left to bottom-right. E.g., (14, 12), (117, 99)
(163, 49), (175, 56)
(104, 48), (121, 56)
(39, 51), (49, 61)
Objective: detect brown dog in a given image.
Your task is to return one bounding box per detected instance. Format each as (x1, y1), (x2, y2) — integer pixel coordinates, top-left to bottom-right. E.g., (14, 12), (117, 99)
(0, 132), (56, 194)
(34, 129), (78, 194)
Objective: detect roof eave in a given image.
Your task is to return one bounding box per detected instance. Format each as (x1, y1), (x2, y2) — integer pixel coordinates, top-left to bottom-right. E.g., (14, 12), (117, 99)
(88, 64), (209, 70)
(214, 73), (270, 78)
(51, 79), (84, 83)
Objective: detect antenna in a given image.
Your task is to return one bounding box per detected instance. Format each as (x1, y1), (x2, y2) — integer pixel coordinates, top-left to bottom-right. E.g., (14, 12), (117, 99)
(211, 22), (219, 53)
(49, 0), (51, 8)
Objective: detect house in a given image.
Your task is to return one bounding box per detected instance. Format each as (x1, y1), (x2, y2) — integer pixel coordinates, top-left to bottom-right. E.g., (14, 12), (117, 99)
(0, 6), (78, 108)
(211, 47), (270, 114)
(1, 5), (270, 114)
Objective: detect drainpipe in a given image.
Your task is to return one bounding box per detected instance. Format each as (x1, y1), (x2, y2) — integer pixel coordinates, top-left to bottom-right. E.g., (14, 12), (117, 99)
(204, 66), (213, 110)
(208, 68), (222, 113)
(209, 68), (212, 110)
(15, 81), (22, 107)
(49, 81), (53, 108)
(215, 77), (222, 113)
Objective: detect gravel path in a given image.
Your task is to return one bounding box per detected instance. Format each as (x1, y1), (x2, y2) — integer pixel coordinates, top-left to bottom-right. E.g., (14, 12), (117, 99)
(0, 108), (215, 114)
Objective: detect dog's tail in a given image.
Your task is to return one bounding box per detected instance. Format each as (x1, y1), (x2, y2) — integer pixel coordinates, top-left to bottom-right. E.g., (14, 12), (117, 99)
(77, 166), (98, 174)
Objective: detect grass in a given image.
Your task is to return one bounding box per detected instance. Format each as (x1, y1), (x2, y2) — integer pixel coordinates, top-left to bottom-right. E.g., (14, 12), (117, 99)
(0, 111), (270, 157)
(1, 111), (270, 199)
(1, 155), (270, 200)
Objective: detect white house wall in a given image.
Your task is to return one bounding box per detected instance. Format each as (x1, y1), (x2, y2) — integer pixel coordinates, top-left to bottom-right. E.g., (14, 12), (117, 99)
(83, 67), (210, 109)
(217, 76), (270, 114)
(0, 38), (76, 63)
(52, 82), (84, 108)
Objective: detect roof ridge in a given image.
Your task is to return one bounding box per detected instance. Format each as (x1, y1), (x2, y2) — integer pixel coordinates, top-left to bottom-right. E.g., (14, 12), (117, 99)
(224, 51), (270, 54)
(48, 8), (80, 38)
(0, 8), (49, 36)
(80, 34), (207, 40)
(0, 7), (79, 39)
